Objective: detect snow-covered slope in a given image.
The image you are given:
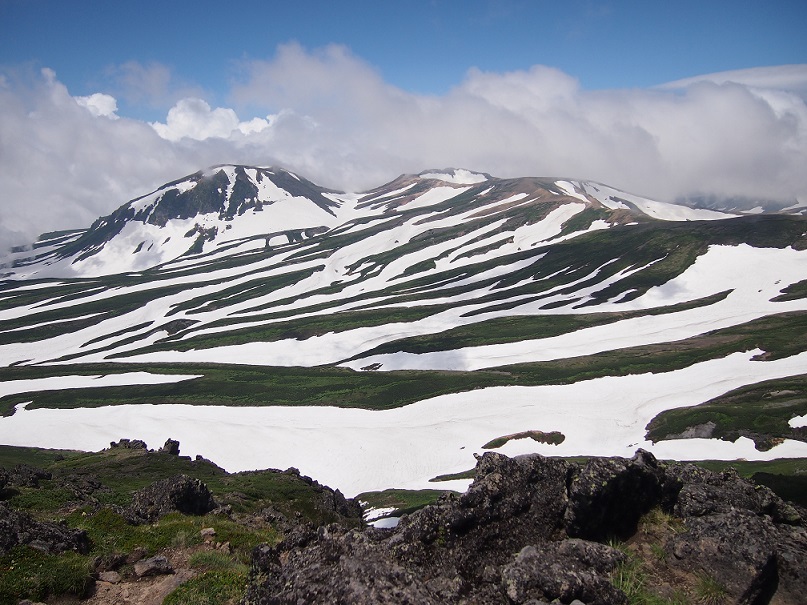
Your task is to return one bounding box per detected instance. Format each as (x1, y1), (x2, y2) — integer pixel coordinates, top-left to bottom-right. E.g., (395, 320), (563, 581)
(1, 165), (806, 496)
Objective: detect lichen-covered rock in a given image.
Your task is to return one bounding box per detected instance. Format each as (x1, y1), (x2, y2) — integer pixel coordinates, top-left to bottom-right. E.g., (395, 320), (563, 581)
(243, 450), (807, 604)
(564, 449), (668, 541)
(128, 474), (216, 523)
(501, 541), (627, 605)
(6, 463), (52, 487)
(0, 502), (89, 555)
(133, 555), (174, 577)
(663, 463), (807, 604)
(159, 438), (180, 455)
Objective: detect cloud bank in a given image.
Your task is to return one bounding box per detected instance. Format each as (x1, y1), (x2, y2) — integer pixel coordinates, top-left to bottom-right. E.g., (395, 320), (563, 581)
(1, 46), (806, 253)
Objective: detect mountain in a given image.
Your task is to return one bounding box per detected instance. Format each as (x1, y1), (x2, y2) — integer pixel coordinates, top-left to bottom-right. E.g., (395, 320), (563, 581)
(0, 165), (806, 498)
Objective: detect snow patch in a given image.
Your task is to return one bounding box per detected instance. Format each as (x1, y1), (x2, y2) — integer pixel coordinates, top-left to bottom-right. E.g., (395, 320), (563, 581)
(789, 414), (807, 428)
(1, 351), (806, 497)
(420, 170), (487, 185)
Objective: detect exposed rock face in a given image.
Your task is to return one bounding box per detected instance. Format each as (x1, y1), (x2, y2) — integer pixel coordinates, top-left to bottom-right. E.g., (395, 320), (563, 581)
(128, 474), (217, 524)
(109, 438), (148, 450)
(133, 555), (174, 577)
(0, 502), (89, 555)
(160, 438), (181, 456)
(243, 450), (807, 605)
(5, 463), (52, 487)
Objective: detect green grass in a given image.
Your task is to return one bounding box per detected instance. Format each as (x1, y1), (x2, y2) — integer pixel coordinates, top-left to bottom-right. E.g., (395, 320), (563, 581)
(430, 468), (476, 482)
(162, 569), (248, 605)
(1, 444), (360, 524)
(610, 550), (687, 605)
(772, 278), (807, 302)
(357, 488), (447, 516)
(694, 573), (728, 604)
(646, 374), (807, 450)
(0, 547), (93, 605)
(5, 309), (807, 418)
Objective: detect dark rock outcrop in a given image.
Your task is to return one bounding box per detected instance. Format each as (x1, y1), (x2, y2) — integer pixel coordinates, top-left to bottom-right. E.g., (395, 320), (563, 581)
(501, 541), (627, 605)
(160, 438), (181, 456)
(127, 474), (217, 524)
(133, 555), (174, 577)
(243, 450), (807, 605)
(109, 438), (148, 450)
(0, 502), (89, 555)
(6, 463), (52, 487)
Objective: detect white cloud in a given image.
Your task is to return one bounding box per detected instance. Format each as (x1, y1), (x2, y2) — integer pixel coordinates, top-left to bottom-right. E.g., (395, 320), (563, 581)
(75, 92), (119, 118)
(151, 98), (271, 141)
(1, 53), (806, 255)
(658, 64), (807, 98)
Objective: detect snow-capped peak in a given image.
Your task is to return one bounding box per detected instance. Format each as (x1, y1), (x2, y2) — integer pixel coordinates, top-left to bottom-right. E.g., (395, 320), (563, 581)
(419, 169), (489, 185)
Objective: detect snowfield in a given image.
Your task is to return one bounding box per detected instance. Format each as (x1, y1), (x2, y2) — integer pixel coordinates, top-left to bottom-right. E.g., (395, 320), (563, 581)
(2, 166), (806, 498)
(0, 350), (805, 497)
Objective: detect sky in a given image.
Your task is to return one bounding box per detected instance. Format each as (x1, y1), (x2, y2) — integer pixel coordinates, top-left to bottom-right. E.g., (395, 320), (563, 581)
(1, 0), (806, 251)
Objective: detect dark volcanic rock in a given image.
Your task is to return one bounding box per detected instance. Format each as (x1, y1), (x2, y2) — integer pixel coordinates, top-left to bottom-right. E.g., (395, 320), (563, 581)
(243, 450), (807, 605)
(160, 438), (181, 456)
(109, 438), (148, 450)
(6, 463), (52, 487)
(564, 449), (668, 541)
(128, 474), (217, 523)
(501, 541), (627, 605)
(663, 463), (807, 604)
(0, 502), (89, 555)
(133, 555), (174, 577)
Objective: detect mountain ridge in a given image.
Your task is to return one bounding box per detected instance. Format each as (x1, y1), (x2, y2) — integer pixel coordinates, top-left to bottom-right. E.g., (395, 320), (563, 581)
(0, 164), (806, 499)
(4, 165), (743, 280)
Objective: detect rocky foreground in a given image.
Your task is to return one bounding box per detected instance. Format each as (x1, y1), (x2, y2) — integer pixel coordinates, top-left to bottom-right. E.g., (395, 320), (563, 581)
(2, 445), (806, 604)
(243, 450), (806, 605)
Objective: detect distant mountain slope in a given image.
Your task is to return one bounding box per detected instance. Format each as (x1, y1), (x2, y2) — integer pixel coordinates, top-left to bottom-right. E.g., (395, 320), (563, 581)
(5, 166), (737, 279)
(0, 165), (805, 496)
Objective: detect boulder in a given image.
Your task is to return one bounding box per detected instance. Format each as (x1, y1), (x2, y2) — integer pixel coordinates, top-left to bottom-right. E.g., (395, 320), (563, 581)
(0, 502), (89, 555)
(501, 541), (627, 605)
(243, 450), (807, 605)
(133, 555), (174, 577)
(109, 438), (148, 450)
(7, 463), (52, 488)
(564, 449), (668, 541)
(160, 438), (180, 456)
(128, 474), (217, 523)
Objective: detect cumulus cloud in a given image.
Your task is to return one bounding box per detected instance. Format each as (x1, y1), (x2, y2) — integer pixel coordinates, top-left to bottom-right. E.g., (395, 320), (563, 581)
(151, 98), (272, 141)
(75, 92), (119, 118)
(1, 48), (806, 255)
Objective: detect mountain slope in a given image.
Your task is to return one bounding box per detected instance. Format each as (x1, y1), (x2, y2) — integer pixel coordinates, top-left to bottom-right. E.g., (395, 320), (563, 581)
(0, 166), (806, 496)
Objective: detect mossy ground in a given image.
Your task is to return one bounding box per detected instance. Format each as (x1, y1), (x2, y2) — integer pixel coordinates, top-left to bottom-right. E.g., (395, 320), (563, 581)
(0, 445), (356, 605)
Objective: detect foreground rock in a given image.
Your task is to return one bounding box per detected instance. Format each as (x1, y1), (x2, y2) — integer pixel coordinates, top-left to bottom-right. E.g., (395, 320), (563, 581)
(127, 474), (218, 523)
(243, 450), (807, 605)
(0, 502), (89, 555)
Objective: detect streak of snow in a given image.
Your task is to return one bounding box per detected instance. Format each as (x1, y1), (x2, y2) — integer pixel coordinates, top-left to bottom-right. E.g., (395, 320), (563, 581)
(554, 181), (591, 203)
(0, 372), (201, 399)
(582, 182), (736, 221)
(0, 351), (805, 497)
(342, 245), (807, 371)
(404, 186), (470, 210)
(420, 170), (488, 185)
(789, 414), (807, 428)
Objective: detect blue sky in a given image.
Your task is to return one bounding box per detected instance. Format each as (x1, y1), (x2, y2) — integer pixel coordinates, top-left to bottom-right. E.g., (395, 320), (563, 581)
(3, 0), (806, 118)
(1, 0), (806, 249)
